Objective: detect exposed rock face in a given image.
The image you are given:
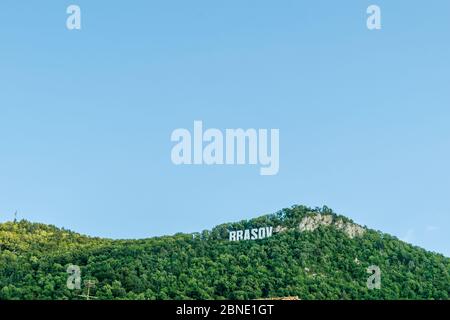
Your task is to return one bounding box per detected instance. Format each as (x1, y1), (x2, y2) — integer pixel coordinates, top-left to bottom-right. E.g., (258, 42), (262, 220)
(274, 225), (288, 233)
(271, 213), (365, 239)
(334, 219), (365, 239)
(298, 214), (333, 232)
(298, 214), (365, 239)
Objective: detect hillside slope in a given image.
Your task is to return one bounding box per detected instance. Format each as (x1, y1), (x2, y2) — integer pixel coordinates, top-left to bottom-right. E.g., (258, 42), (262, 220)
(0, 205), (449, 300)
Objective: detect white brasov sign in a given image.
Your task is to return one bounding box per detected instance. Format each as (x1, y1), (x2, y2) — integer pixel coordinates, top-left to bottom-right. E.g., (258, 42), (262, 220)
(229, 227), (273, 241)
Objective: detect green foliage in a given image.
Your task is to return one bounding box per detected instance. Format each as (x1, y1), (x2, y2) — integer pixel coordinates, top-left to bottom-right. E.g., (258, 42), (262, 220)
(0, 205), (449, 300)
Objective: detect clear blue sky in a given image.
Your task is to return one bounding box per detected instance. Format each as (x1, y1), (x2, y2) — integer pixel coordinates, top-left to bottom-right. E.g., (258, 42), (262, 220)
(0, 1), (449, 256)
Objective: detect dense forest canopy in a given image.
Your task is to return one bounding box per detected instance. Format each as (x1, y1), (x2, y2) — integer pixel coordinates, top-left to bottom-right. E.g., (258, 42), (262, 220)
(0, 205), (449, 300)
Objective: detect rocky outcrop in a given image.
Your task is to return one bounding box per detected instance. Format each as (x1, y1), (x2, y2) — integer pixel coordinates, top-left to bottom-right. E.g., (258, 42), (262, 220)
(274, 225), (288, 233)
(298, 213), (333, 232)
(271, 213), (365, 239)
(334, 219), (365, 239)
(298, 214), (365, 239)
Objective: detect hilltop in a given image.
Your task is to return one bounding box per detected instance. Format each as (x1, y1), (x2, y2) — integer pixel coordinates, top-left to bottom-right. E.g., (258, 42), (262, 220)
(0, 205), (449, 300)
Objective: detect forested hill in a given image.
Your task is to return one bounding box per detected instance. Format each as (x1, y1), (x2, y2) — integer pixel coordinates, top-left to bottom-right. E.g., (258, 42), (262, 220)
(0, 205), (449, 300)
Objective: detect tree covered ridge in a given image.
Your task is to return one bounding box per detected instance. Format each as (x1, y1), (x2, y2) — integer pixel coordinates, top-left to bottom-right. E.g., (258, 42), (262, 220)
(0, 205), (449, 300)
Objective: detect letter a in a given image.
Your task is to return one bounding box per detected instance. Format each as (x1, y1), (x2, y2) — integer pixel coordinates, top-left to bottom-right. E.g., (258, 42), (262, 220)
(66, 265), (81, 290)
(67, 5), (81, 30)
(367, 265), (381, 289)
(171, 129), (192, 165)
(367, 5), (381, 30)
